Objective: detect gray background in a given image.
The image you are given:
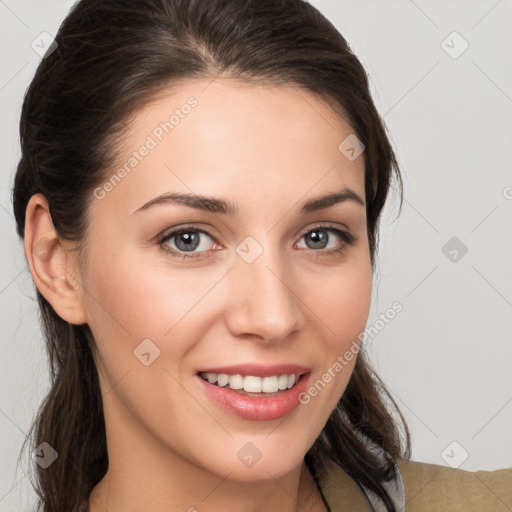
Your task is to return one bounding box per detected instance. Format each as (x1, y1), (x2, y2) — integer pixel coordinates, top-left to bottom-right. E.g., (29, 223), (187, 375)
(1, 0), (511, 509)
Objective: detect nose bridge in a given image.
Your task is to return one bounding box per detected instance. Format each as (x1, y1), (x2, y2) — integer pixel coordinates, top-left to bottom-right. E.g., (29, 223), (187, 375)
(226, 238), (303, 342)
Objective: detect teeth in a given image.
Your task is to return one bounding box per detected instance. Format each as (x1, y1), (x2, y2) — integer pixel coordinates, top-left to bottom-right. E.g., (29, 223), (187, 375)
(278, 374), (288, 390)
(228, 374), (244, 390)
(262, 376), (278, 393)
(217, 373), (229, 387)
(244, 375), (263, 393)
(200, 372), (299, 393)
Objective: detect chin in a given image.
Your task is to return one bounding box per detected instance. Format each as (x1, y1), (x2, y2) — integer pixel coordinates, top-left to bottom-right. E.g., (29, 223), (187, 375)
(202, 439), (310, 482)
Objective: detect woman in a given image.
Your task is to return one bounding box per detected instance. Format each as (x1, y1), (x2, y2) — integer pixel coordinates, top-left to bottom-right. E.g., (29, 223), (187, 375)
(12, 1), (511, 511)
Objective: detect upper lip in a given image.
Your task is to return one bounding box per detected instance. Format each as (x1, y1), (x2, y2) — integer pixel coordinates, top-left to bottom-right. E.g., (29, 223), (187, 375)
(197, 363), (310, 377)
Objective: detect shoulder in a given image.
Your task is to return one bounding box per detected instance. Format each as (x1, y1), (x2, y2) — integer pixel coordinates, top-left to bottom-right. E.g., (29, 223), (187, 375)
(317, 456), (512, 512)
(396, 458), (512, 512)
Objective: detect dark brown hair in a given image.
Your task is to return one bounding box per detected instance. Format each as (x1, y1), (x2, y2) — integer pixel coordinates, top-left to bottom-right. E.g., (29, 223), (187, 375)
(13, 0), (410, 510)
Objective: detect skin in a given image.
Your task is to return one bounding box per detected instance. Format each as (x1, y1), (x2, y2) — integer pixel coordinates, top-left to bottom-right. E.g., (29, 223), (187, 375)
(24, 78), (372, 511)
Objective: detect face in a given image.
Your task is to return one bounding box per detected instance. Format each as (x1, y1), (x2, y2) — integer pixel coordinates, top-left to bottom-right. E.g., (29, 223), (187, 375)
(78, 79), (372, 483)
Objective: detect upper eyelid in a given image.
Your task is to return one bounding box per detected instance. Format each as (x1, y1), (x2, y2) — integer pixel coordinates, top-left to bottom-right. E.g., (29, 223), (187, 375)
(160, 226), (215, 242)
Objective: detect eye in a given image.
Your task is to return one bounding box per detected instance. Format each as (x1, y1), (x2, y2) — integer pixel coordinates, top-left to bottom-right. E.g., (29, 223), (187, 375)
(296, 225), (355, 255)
(159, 227), (219, 260)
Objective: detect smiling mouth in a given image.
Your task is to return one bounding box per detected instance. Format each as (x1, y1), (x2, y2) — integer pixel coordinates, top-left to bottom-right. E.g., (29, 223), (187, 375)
(198, 371), (301, 396)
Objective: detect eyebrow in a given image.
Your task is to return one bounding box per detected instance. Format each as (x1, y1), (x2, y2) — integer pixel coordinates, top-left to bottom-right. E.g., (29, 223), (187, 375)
(132, 188), (365, 216)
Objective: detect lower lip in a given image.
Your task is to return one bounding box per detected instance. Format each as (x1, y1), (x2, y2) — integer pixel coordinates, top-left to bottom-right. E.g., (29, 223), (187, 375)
(197, 374), (310, 421)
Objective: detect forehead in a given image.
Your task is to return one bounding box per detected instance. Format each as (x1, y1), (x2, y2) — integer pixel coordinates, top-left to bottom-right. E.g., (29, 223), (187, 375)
(95, 78), (366, 219)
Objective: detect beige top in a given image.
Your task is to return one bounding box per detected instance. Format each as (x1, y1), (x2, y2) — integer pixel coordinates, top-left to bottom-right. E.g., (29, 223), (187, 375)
(317, 457), (512, 511)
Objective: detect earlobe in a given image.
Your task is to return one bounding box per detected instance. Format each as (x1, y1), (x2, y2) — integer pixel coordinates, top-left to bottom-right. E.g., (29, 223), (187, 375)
(24, 193), (88, 325)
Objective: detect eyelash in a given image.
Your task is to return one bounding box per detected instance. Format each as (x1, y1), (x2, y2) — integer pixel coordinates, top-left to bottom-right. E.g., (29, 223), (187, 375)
(157, 223), (356, 261)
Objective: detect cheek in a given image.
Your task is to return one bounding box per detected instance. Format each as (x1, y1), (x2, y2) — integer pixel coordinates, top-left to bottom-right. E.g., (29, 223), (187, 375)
(307, 255), (372, 405)
(81, 243), (234, 401)
(319, 254), (373, 344)
(82, 243), (217, 343)
(81, 248), (215, 439)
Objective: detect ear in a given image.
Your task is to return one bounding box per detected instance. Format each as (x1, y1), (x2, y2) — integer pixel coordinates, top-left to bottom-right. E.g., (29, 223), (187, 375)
(24, 193), (87, 325)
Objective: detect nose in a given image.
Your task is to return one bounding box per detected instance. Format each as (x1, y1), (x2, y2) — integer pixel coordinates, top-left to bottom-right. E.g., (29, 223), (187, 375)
(224, 245), (305, 344)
